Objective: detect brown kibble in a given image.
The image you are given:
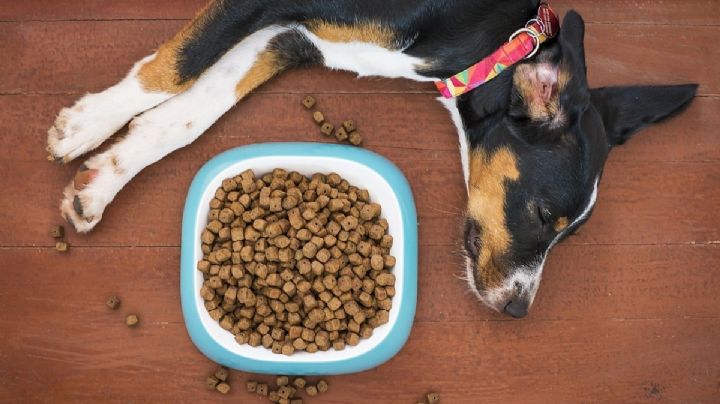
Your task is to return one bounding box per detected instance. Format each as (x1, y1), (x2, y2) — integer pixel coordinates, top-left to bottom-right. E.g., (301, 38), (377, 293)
(321, 122), (334, 136)
(305, 385), (318, 397)
(302, 95), (316, 109)
(216, 382), (231, 394)
(276, 375), (289, 386)
(125, 314), (139, 327)
(206, 375), (219, 390)
(427, 392), (440, 403)
(105, 295), (121, 310)
(293, 377), (306, 389)
(247, 380), (258, 392)
(50, 225), (64, 238)
(376, 272), (395, 286)
(257, 383), (269, 396)
(335, 126), (349, 142)
(214, 366), (229, 381)
(348, 131), (362, 146)
(312, 111), (324, 124)
(317, 380), (329, 393)
(55, 241), (69, 252)
(342, 120), (356, 132)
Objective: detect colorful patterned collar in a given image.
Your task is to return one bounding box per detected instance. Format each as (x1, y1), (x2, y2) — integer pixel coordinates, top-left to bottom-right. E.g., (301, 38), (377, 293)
(435, 2), (560, 99)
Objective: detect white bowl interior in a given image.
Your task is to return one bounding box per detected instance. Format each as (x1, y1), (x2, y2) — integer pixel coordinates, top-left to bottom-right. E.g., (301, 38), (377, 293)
(192, 156), (405, 363)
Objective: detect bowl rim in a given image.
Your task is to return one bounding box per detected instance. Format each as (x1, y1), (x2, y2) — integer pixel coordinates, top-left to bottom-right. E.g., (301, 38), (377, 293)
(180, 142), (418, 375)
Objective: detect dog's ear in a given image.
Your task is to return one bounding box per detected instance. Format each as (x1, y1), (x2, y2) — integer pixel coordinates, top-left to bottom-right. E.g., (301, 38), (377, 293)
(558, 10), (588, 91)
(590, 84), (698, 146)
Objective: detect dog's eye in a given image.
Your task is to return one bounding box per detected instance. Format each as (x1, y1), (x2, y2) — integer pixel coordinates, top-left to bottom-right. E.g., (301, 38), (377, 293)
(536, 205), (553, 228)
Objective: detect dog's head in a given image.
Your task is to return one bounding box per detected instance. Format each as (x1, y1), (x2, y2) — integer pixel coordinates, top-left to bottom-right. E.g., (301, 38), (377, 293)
(460, 11), (697, 317)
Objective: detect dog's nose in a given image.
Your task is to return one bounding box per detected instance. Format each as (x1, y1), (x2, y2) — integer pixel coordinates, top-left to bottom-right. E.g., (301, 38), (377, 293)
(503, 300), (529, 318)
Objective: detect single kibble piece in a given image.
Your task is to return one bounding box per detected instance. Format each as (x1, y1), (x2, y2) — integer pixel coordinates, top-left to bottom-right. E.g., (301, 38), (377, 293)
(257, 383), (269, 396)
(302, 95), (316, 109)
(125, 314), (139, 327)
(247, 380), (258, 392)
(206, 375), (219, 390)
(50, 225), (64, 238)
(348, 131), (362, 146)
(216, 382), (231, 394)
(320, 122), (334, 136)
(312, 111), (324, 124)
(335, 127), (349, 142)
(55, 241), (69, 252)
(214, 366), (229, 381)
(317, 380), (329, 393)
(305, 385), (318, 397)
(293, 377), (306, 389)
(342, 119), (356, 132)
(276, 376), (289, 386)
(427, 392), (440, 404)
(105, 295), (121, 310)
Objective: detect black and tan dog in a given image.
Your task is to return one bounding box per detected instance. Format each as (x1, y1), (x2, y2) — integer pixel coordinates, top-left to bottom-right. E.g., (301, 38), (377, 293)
(47, 0), (697, 317)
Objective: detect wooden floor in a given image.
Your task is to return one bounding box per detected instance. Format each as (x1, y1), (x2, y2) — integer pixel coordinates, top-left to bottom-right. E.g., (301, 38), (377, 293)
(1, 1), (719, 402)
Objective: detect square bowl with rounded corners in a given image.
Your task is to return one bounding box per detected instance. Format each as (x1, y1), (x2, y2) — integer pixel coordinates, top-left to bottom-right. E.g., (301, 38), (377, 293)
(180, 142), (417, 375)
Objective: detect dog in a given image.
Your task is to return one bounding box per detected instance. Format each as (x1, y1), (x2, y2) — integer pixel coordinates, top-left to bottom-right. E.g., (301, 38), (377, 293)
(46, 0), (697, 318)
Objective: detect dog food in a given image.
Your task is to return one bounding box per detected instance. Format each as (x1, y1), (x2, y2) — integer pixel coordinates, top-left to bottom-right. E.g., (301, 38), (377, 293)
(302, 96), (316, 109)
(105, 295), (121, 310)
(316, 380), (329, 394)
(243, 376), (326, 403)
(197, 169), (396, 355)
(216, 382), (231, 394)
(51, 225), (64, 238)
(302, 95), (363, 147)
(55, 241), (69, 252)
(125, 314), (139, 327)
(206, 375), (219, 390)
(426, 392), (440, 403)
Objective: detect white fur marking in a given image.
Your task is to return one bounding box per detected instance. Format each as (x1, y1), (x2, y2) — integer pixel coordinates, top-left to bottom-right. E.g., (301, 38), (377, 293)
(438, 97), (470, 190)
(47, 54), (174, 162)
(299, 26), (436, 82)
(60, 26), (288, 232)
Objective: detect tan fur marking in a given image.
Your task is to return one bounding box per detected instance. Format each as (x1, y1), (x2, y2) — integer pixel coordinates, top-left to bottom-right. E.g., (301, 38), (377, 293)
(554, 216), (569, 233)
(467, 148), (520, 288)
(306, 20), (396, 48)
(513, 64), (572, 123)
(234, 51), (283, 99)
(137, 1), (222, 93)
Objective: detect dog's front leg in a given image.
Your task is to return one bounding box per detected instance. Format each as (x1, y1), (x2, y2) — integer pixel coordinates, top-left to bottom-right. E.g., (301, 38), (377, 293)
(61, 27), (290, 232)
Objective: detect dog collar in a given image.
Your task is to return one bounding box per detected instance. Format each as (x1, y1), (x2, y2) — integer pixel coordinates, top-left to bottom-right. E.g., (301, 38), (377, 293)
(435, 1), (560, 99)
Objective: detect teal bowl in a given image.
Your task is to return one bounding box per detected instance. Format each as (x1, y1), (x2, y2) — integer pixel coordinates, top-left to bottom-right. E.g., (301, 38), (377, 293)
(180, 142), (418, 375)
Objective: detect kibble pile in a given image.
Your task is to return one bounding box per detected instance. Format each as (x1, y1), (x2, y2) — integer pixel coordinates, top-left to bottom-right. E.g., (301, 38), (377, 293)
(197, 168), (397, 355)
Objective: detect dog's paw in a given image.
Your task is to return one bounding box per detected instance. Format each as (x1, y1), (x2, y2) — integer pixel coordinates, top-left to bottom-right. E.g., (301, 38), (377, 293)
(47, 100), (123, 163)
(59, 163), (110, 233)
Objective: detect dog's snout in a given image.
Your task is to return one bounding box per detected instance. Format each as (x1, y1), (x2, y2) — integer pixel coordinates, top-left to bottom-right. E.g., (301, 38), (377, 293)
(503, 299), (529, 318)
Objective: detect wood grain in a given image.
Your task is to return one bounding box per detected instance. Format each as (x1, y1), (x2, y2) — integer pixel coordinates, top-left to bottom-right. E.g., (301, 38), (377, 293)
(2, 0), (718, 25)
(0, 1), (718, 403)
(0, 21), (716, 95)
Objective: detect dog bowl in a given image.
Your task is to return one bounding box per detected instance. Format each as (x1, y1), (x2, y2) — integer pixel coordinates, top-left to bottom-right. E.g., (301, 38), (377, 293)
(180, 142), (418, 375)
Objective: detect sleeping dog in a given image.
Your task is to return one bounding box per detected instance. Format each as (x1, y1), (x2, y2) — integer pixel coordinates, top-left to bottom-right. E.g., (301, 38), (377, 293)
(47, 0), (696, 318)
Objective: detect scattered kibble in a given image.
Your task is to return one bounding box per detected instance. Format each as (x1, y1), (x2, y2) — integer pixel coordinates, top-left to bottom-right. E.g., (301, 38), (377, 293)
(125, 314), (139, 327)
(50, 225), (64, 238)
(105, 295), (121, 310)
(312, 111), (324, 124)
(301, 95), (316, 109)
(216, 382), (231, 394)
(55, 241), (69, 252)
(317, 380), (329, 394)
(426, 392), (440, 404)
(214, 366), (229, 381)
(206, 376), (219, 390)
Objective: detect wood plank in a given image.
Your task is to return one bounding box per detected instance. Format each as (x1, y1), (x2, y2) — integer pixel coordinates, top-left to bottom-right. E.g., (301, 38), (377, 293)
(1, 93), (718, 247)
(1, 243), (717, 325)
(1, 247), (717, 404)
(0, 21), (716, 95)
(2, 0), (718, 26)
